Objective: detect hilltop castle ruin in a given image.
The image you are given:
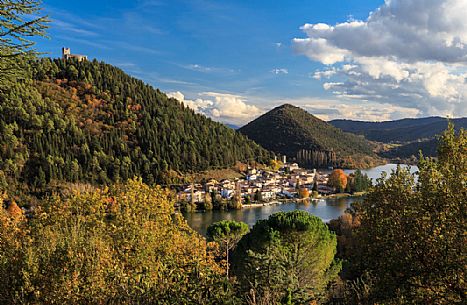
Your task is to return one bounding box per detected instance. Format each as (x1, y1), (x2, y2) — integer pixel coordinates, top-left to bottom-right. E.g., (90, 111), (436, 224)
(62, 47), (88, 62)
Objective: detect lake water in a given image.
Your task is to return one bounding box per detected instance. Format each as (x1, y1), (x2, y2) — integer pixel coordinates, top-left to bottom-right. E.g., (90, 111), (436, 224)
(183, 163), (418, 235)
(344, 163), (418, 182)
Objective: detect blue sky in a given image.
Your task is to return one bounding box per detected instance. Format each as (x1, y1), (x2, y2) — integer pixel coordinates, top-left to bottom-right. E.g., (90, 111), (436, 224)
(36, 0), (467, 125)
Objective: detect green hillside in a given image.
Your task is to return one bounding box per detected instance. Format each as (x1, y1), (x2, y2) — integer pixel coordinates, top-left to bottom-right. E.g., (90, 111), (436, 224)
(238, 104), (381, 168)
(330, 117), (467, 143)
(0, 58), (272, 188)
(330, 117), (467, 158)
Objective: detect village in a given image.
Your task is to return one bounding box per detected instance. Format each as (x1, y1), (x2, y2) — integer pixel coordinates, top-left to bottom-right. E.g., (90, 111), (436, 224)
(176, 157), (339, 210)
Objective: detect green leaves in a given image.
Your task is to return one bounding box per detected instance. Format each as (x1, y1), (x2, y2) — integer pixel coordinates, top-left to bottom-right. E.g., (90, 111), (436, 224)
(232, 210), (340, 303)
(353, 125), (466, 304)
(207, 220), (249, 245)
(0, 0), (48, 86)
(1, 57), (273, 189)
(0, 178), (237, 304)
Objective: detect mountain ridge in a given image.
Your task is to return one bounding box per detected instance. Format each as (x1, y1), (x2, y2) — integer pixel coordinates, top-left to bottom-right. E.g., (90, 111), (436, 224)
(330, 116), (467, 159)
(239, 104), (381, 169)
(330, 116), (467, 143)
(0, 57), (273, 188)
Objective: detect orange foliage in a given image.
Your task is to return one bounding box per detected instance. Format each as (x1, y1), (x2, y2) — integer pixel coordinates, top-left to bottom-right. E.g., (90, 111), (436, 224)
(328, 169), (348, 192)
(6, 201), (23, 219)
(299, 187), (310, 199)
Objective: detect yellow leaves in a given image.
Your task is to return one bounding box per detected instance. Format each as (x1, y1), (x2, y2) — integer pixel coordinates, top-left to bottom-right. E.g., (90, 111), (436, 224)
(299, 187), (310, 199)
(0, 178), (228, 303)
(0, 193), (24, 220)
(328, 169), (348, 191)
(269, 159), (284, 171)
(6, 201), (23, 219)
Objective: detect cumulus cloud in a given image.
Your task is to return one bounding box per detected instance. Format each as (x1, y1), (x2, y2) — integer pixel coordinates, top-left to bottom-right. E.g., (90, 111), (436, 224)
(166, 91), (263, 125)
(273, 97), (421, 121)
(293, 0), (467, 118)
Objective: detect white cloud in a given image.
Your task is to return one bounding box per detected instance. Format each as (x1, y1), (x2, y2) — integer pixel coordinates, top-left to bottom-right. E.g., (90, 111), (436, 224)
(271, 68), (289, 75)
(271, 97), (421, 122)
(166, 91), (263, 125)
(166, 91), (213, 114)
(293, 37), (350, 65)
(293, 0), (467, 118)
(181, 63), (235, 74)
(168, 91), (426, 123)
(312, 68), (337, 79)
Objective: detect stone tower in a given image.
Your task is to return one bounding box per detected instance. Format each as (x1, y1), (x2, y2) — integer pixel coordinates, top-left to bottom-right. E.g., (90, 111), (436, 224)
(62, 47), (71, 58)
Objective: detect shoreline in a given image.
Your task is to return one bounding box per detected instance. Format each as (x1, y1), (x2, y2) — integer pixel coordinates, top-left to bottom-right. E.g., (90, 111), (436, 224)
(214, 193), (366, 210)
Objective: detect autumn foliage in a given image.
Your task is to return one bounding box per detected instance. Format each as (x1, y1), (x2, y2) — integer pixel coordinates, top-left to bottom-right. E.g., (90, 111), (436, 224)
(0, 179), (233, 304)
(327, 169), (348, 192)
(350, 124), (466, 304)
(299, 187), (310, 199)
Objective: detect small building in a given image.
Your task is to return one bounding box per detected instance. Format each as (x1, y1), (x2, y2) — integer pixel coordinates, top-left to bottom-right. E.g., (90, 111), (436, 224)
(247, 174), (257, 181)
(62, 47), (88, 62)
(261, 189), (276, 201)
(221, 188), (234, 199)
(289, 163), (300, 171)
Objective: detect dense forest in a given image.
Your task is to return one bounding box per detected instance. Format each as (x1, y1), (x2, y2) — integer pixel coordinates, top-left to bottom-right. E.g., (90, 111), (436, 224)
(1, 2), (465, 304)
(239, 104), (381, 169)
(1, 125), (464, 304)
(331, 117), (467, 159)
(330, 116), (467, 143)
(0, 57), (273, 190)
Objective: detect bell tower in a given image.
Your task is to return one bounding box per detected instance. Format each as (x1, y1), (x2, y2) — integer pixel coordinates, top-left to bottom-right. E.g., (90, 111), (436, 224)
(62, 47), (71, 58)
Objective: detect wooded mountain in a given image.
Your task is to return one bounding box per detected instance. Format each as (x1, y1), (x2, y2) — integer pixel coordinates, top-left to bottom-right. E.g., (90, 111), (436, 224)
(330, 117), (467, 143)
(238, 104), (380, 168)
(330, 117), (467, 158)
(0, 58), (272, 188)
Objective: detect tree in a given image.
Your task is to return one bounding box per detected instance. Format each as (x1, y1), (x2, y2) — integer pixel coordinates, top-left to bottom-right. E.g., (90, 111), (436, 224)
(203, 189), (213, 210)
(269, 159), (283, 171)
(349, 169), (372, 193)
(207, 220), (249, 279)
(352, 124), (466, 304)
(298, 187), (310, 199)
(232, 211), (341, 304)
(328, 169), (348, 193)
(0, 0), (48, 84)
(34, 166), (46, 189)
(254, 189), (262, 202)
(0, 178), (237, 304)
(312, 180), (318, 192)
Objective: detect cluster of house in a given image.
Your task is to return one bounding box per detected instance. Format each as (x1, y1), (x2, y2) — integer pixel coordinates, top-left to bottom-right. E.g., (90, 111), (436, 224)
(176, 161), (336, 205)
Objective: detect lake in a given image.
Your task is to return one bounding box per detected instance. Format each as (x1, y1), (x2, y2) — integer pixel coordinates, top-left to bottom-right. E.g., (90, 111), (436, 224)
(184, 197), (359, 235)
(183, 163), (418, 235)
(344, 163), (418, 182)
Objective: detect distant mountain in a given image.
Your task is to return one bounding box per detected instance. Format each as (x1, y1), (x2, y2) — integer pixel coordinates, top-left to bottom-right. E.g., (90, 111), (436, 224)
(330, 116), (467, 158)
(0, 58), (272, 187)
(238, 104), (381, 169)
(379, 139), (438, 160)
(330, 117), (467, 143)
(224, 123), (240, 130)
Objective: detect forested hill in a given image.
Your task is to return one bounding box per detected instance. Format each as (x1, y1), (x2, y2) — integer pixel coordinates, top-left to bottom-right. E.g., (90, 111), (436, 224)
(238, 104), (381, 168)
(330, 116), (467, 159)
(330, 117), (467, 143)
(0, 58), (272, 188)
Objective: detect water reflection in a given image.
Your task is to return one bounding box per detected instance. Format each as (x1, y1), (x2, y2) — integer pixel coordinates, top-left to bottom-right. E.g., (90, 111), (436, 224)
(344, 163), (418, 182)
(184, 164), (416, 235)
(183, 197), (361, 236)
